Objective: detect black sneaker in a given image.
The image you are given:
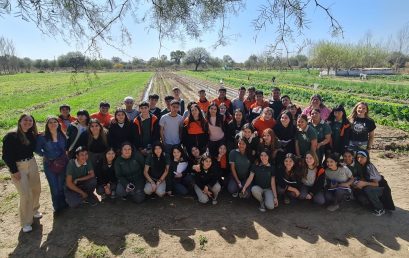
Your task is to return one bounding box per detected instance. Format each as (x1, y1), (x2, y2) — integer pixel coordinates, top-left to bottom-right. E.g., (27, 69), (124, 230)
(373, 209), (385, 216)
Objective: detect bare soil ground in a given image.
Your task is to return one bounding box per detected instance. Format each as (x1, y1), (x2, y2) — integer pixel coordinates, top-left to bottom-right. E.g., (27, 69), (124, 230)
(1, 72), (409, 258)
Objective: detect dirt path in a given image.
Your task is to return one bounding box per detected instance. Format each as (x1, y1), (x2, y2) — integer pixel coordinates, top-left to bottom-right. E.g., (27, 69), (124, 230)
(1, 71), (409, 258)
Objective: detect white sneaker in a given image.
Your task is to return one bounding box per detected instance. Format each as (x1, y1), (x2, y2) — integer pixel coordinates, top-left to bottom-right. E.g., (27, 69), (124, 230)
(22, 225), (32, 233)
(212, 199), (218, 205)
(33, 211), (43, 219)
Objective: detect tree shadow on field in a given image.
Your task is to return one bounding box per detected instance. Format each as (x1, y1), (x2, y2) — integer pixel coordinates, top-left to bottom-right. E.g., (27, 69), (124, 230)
(8, 191), (409, 257)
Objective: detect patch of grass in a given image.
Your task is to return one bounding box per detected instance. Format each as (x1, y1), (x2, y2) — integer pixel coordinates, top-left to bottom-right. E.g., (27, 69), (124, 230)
(0, 192), (18, 214)
(0, 159), (5, 168)
(131, 246), (146, 255)
(198, 235), (208, 250)
(0, 172), (11, 182)
(78, 242), (110, 258)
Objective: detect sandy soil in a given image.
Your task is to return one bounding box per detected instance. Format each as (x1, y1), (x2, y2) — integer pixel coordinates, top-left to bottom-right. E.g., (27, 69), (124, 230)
(1, 72), (408, 258)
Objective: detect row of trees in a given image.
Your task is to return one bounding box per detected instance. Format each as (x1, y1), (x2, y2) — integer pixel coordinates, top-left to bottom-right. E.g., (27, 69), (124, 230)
(1, 41), (408, 74)
(310, 41), (408, 73)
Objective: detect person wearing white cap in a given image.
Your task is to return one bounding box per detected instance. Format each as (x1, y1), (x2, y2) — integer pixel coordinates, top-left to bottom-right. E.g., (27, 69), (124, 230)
(123, 96), (139, 122)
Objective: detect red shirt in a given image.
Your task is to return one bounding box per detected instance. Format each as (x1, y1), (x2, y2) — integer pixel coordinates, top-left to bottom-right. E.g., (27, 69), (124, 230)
(252, 116), (276, 136)
(90, 112), (113, 128)
(212, 97), (232, 109)
(197, 99), (211, 114)
(244, 98), (256, 111)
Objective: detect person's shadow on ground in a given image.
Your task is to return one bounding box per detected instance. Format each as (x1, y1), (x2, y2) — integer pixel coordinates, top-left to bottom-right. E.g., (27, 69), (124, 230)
(8, 193), (409, 257)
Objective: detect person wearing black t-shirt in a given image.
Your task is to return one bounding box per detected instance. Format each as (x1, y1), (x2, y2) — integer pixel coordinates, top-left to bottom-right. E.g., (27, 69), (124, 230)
(348, 102), (376, 151)
(2, 114), (42, 233)
(274, 111), (297, 166)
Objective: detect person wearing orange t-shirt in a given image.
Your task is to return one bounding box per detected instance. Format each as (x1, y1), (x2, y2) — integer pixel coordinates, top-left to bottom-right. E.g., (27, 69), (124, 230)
(249, 90), (269, 121)
(252, 107), (276, 137)
(197, 89), (210, 115)
(212, 87), (233, 114)
(90, 101), (113, 128)
(183, 104), (209, 153)
(243, 86), (256, 117)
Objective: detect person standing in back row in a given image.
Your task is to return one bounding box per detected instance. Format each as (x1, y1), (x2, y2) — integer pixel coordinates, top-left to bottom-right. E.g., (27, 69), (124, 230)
(123, 96), (139, 122)
(57, 104), (76, 133)
(212, 86), (233, 115)
(91, 101), (113, 128)
(348, 102), (376, 151)
(160, 100), (184, 154)
(232, 86), (247, 114)
(269, 87), (283, 120)
(172, 87), (185, 115)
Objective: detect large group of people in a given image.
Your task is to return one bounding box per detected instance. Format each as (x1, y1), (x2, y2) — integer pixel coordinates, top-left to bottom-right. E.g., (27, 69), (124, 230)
(2, 85), (395, 233)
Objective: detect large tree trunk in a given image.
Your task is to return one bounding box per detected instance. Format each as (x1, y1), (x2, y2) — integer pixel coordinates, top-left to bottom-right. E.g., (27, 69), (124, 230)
(195, 62), (200, 71)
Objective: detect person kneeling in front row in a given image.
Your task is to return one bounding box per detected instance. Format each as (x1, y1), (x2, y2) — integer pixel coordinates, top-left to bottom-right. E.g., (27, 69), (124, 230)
(194, 153), (221, 205)
(65, 146), (98, 207)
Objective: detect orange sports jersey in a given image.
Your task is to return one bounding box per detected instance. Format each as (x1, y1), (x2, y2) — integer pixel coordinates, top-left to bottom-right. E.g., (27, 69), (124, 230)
(197, 99), (211, 113)
(252, 116), (276, 136)
(212, 97), (232, 109)
(184, 118), (206, 135)
(244, 99), (256, 110)
(90, 112), (113, 128)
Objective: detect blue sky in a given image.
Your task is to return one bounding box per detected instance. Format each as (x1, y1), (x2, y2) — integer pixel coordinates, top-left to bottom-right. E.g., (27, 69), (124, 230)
(0, 0), (408, 62)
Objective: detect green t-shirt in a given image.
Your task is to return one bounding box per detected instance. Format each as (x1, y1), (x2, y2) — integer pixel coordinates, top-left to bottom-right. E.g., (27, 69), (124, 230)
(141, 118), (152, 147)
(66, 159), (93, 180)
(250, 164), (275, 189)
(296, 126), (317, 156)
(229, 149), (251, 180)
(310, 121), (331, 143)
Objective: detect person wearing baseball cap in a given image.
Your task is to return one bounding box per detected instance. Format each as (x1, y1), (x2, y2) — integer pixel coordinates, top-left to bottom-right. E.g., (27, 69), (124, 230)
(90, 101), (113, 128)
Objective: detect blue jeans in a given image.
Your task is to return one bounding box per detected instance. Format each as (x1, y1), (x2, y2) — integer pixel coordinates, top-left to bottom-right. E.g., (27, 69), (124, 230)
(44, 163), (67, 212)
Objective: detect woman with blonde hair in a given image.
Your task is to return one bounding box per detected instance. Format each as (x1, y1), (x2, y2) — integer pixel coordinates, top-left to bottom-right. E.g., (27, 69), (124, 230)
(348, 102), (376, 151)
(2, 114), (42, 233)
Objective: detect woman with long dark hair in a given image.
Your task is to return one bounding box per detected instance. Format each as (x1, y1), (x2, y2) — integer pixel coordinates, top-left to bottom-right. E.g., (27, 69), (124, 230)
(226, 109), (246, 151)
(183, 104), (209, 153)
(324, 153), (354, 212)
(194, 153), (221, 204)
(274, 111), (297, 166)
(295, 114), (318, 157)
(206, 103), (226, 156)
(353, 150), (395, 216)
(328, 105), (351, 154)
(276, 153), (302, 205)
(95, 148), (117, 199)
(143, 142), (170, 197)
(115, 142), (145, 203)
(228, 137), (251, 197)
(108, 109), (136, 152)
(36, 116), (68, 213)
(78, 118), (109, 170)
(242, 150), (278, 212)
(167, 146), (193, 196)
(2, 114), (41, 233)
(299, 151), (325, 205)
